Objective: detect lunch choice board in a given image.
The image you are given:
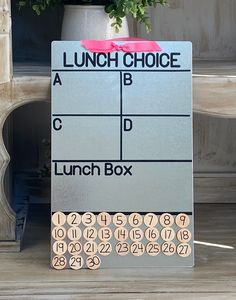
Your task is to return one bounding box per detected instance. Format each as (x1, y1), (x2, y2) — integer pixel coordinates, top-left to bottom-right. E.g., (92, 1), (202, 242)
(51, 41), (194, 270)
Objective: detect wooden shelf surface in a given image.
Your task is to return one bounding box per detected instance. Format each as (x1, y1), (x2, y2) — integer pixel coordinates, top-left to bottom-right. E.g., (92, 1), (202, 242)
(0, 204), (235, 298)
(13, 60), (236, 118)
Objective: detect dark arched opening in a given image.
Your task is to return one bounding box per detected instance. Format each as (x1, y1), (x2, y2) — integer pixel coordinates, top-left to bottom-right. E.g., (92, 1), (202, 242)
(3, 101), (51, 249)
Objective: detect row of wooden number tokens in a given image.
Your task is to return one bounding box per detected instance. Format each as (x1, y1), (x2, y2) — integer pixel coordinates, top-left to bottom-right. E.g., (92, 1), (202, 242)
(52, 211), (191, 228)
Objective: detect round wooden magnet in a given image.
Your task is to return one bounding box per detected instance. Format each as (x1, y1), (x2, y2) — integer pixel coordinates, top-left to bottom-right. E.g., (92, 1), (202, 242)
(114, 227), (128, 241)
(98, 242), (112, 256)
(113, 213), (127, 227)
(97, 212), (111, 227)
(160, 227), (175, 241)
(52, 240), (67, 255)
(177, 243), (192, 257)
(129, 228), (144, 242)
(115, 242), (129, 256)
(67, 212), (81, 226)
(176, 228), (192, 243)
(52, 212), (66, 226)
(86, 255), (101, 270)
(98, 227), (112, 241)
(145, 227), (159, 242)
(144, 213), (158, 227)
(68, 241), (82, 255)
(82, 212), (96, 226)
(67, 227), (82, 241)
(69, 255), (84, 270)
(161, 241), (176, 256)
(51, 226), (66, 240)
(83, 241), (98, 256)
(159, 213), (174, 227)
(52, 255), (67, 270)
(175, 213), (190, 228)
(130, 242), (145, 256)
(128, 213), (143, 227)
(146, 242), (160, 256)
(83, 226), (97, 241)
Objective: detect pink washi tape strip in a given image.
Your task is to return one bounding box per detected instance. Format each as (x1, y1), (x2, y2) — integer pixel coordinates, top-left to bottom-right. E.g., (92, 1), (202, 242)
(81, 38), (162, 53)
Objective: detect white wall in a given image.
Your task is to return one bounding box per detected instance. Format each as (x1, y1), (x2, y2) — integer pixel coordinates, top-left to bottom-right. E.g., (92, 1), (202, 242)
(138, 0), (236, 59)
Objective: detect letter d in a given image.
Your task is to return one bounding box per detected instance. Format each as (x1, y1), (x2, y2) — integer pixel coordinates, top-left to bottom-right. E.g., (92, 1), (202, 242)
(124, 119), (132, 131)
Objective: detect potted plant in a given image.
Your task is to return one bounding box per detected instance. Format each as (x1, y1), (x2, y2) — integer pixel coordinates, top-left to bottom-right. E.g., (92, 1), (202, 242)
(17, 0), (168, 39)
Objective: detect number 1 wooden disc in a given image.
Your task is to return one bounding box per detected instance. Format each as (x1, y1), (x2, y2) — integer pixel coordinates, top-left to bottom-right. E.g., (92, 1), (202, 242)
(52, 212), (66, 226)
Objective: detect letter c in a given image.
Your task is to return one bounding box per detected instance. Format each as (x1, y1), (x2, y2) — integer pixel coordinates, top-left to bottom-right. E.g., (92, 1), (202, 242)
(53, 118), (62, 131)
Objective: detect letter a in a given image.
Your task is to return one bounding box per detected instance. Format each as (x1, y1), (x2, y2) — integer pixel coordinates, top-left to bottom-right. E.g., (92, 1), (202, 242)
(53, 73), (62, 86)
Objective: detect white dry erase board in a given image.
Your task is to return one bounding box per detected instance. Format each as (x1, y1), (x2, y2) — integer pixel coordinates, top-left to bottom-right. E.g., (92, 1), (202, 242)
(51, 41), (193, 270)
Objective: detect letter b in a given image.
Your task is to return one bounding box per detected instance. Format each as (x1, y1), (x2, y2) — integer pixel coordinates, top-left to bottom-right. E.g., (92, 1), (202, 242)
(123, 73), (133, 86)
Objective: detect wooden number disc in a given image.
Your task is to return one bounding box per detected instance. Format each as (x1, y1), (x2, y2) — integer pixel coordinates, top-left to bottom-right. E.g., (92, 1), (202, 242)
(97, 212), (111, 227)
(177, 243), (192, 257)
(52, 255), (67, 270)
(86, 255), (101, 270)
(115, 242), (129, 256)
(67, 227), (82, 241)
(68, 241), (82, 255)
(161, 241), (176, 256)
(52, 226), (66, 240)
(113, 213), (127, 227)
(52, 212), (66, 226)
(130, 242), (145, 256)
(128, 213), (143, 227)
(129, 228), (144, 242)
(69, 255), (84, 270)
(177, 228), (192, 243)
(160, 227), (175, 241)
(98, 242), (112, 256)
(175, 213), (190, 228)
(52, 240), (67, 255)
(83, 226), (97, 241)
(82, 212), (96, 226)
(146, 242), (160, 256)
(144, 213), (158, 227)
(84, 241), (98, 256)
(145, 227), (159, 242)
(98, 227), (112, 241)
(67, 212), (81, 226)
(159, 213), (174, 227)
(114, 227), (128, 241)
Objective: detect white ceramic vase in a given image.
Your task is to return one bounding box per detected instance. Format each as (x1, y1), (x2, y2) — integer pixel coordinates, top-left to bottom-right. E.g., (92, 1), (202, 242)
(61, 5), (129, 40)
